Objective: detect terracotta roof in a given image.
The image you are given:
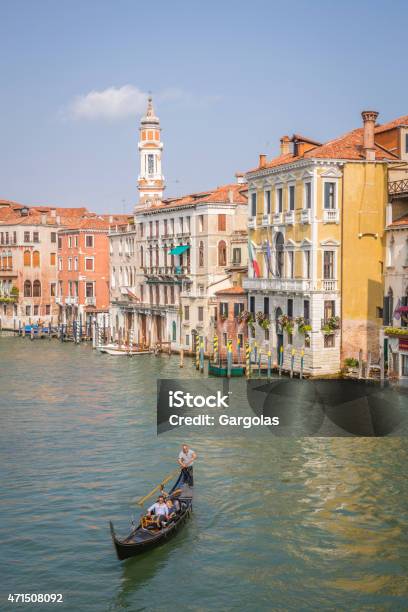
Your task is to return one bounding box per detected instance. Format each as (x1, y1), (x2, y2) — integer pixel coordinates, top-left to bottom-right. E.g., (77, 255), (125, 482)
(64, 216), (111, 231)
(247, 119), (403, 174)
(375, 114), (408, 134)
(388, 214), (408, 228)
(148, 183), (248, 211)
(215, 286), (247, 296)
(0, 200), (119, 230)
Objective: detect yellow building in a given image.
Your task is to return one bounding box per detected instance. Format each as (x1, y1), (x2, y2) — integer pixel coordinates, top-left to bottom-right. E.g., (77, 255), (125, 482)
(244, 111), (404, 375)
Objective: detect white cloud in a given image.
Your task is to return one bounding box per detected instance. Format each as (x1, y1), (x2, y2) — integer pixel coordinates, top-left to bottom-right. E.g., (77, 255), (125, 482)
(66, 85), (148, 120)
(63, 85), (221, 121)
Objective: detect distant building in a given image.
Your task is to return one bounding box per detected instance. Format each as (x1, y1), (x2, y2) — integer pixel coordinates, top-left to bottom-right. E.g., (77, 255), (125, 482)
(0, 201), (87, 329)
(244, 110), (406, 375)
(214, 286), (248, 362)
(109, 97), (248, 351)
(57, 214), (128, 329)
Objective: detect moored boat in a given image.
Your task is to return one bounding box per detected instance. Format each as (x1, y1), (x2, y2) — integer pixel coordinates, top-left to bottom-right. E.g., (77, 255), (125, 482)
(110, 470), (193, 560)
(99, 345), (150, 356)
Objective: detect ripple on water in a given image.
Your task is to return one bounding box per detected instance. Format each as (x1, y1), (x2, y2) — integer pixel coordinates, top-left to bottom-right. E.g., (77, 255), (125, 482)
(1, 339), (408, 611)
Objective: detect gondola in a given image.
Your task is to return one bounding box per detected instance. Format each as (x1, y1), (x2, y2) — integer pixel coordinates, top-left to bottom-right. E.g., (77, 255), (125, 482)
(109, 469), (193, 560)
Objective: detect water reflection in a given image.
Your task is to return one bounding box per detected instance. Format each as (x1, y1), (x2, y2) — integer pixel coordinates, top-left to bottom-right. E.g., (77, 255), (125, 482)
(1, 339), (408, 611)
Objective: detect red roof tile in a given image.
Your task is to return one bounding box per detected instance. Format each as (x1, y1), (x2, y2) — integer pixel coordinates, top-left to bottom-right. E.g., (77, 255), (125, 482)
(247, 118), (403, 174)
(215, 286), (247, 296)
(375, 114), (408, 134)
(388, 214), (408, 228)
(151, 183), (248, 210)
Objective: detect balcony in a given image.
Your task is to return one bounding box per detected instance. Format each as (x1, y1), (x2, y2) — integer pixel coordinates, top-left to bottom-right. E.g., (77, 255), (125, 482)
(322, 279), (337, 291)
(65, 296), (78, 306)
(176, 231), (191, 238)
(85, 296), (96, 306)
(262, 214), (270, 227)
(272, 212), (283, 225)
(248, 218), (256, 229)
(389, 178), (408, 196)
(284, 210), (295, 225)
(300, 209), (311, 224)
(0, 267), (17, 277)
(323, 209), (339, 223)
(55, 296), (64, 305)
(243, 277), (312, 292)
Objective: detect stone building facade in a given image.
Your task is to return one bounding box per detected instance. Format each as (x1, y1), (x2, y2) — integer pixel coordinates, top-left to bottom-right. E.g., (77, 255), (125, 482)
(109, 97), (248, 351)
(244, 110), (406, 375)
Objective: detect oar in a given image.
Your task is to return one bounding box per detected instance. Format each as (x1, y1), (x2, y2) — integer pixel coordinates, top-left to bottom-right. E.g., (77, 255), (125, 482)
(134, 467), (181, 506)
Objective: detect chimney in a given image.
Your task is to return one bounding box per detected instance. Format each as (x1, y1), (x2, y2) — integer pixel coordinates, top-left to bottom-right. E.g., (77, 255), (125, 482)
(50, 208), (56, 218)
(41, 212), (47, 225)
(361, 110), (379, 161)
(109, 215), (113, 223)
(56, 215), (61, 225)
(235, 172), (246, 185)
(228, 189), (234, 203)
(280, 135), (290, 155)
(259, 154), (267, 168)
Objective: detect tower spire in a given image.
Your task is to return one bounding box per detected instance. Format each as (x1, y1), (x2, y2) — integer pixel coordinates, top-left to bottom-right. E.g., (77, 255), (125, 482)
(137, 95), (165, 207)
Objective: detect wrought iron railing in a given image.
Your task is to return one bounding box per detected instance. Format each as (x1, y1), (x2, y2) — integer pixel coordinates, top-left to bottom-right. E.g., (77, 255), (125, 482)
(389, 178), (408, 196)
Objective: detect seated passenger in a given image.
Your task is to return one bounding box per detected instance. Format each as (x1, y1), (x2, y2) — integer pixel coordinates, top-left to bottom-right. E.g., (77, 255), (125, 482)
(165, 498), (178, 521)
(146, 495), (169, 527)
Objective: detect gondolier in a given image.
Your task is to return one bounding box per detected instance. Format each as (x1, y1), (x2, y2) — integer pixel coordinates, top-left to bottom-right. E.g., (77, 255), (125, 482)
(178, 444), (197, 486)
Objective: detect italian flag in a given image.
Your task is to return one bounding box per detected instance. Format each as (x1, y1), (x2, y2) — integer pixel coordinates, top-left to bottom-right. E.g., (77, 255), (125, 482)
(248, 239), (260, 278)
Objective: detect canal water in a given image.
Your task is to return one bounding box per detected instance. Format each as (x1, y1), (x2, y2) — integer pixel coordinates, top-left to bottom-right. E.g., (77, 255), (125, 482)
(1, 338), (407, 611)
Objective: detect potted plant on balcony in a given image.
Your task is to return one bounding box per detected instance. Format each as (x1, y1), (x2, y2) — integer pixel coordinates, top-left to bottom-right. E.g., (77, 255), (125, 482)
(295, 316), (312, 335)
(384, 327), (408, 337)
(256, 311), (270, 330)
(322, 315), (340, 334)
(278, 313), (294, 335)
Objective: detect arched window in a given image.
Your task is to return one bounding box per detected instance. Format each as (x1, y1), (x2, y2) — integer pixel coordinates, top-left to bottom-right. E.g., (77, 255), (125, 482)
(155, 245), (159, 267)
(33, 280), (41, 297)
(32, 251), (40, 267)
(275, 233), (284, 278)
(1, 251), (6, 270)
(140, 246), (144, 268)
(7, 251), (12, 269)
(199, 241), (204, 267)
(24, 280), (32, 297)
(218, 241), (227, 267)
(24, 250), (31, 267)
(172, 321), (177, 342)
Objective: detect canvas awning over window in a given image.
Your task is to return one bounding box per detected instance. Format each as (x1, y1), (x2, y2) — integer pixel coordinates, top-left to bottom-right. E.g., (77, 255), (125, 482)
(168, 245), (190, 255)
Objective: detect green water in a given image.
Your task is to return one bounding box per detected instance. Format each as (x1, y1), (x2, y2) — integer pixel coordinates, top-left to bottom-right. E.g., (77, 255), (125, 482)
(0, 338), (407, 611)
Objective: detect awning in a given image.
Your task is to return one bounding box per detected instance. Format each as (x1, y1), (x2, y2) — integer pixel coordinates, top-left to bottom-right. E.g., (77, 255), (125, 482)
(168, 245), (190, 255)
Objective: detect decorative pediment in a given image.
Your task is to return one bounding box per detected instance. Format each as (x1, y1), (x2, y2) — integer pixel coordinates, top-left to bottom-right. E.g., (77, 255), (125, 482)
(320, 167), (342, 179)
(300, 238), (312, 247)
(285, 238), (297, 249)
(320, 238), (340, 247)
(301, 170), (314, 180)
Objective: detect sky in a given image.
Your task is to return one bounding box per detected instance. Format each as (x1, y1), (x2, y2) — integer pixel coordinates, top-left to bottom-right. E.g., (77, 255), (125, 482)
(1, 0), (407, 214)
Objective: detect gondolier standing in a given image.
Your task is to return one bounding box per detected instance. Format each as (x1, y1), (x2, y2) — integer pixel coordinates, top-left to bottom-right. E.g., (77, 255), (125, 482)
(178, 444), (197, 486)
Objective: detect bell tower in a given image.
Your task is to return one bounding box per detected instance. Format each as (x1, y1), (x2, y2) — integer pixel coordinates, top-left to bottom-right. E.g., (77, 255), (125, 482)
(137, 95), (165, 206)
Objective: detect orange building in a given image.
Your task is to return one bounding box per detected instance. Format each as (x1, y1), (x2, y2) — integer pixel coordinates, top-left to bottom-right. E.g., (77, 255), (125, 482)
(215, 286), (248, 362)
(0, 201), (88, 329)
(57, 216), (124, 328)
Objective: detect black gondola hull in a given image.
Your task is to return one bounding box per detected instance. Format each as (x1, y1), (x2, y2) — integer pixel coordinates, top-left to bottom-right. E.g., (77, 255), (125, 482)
(110, 470), (193, 560)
